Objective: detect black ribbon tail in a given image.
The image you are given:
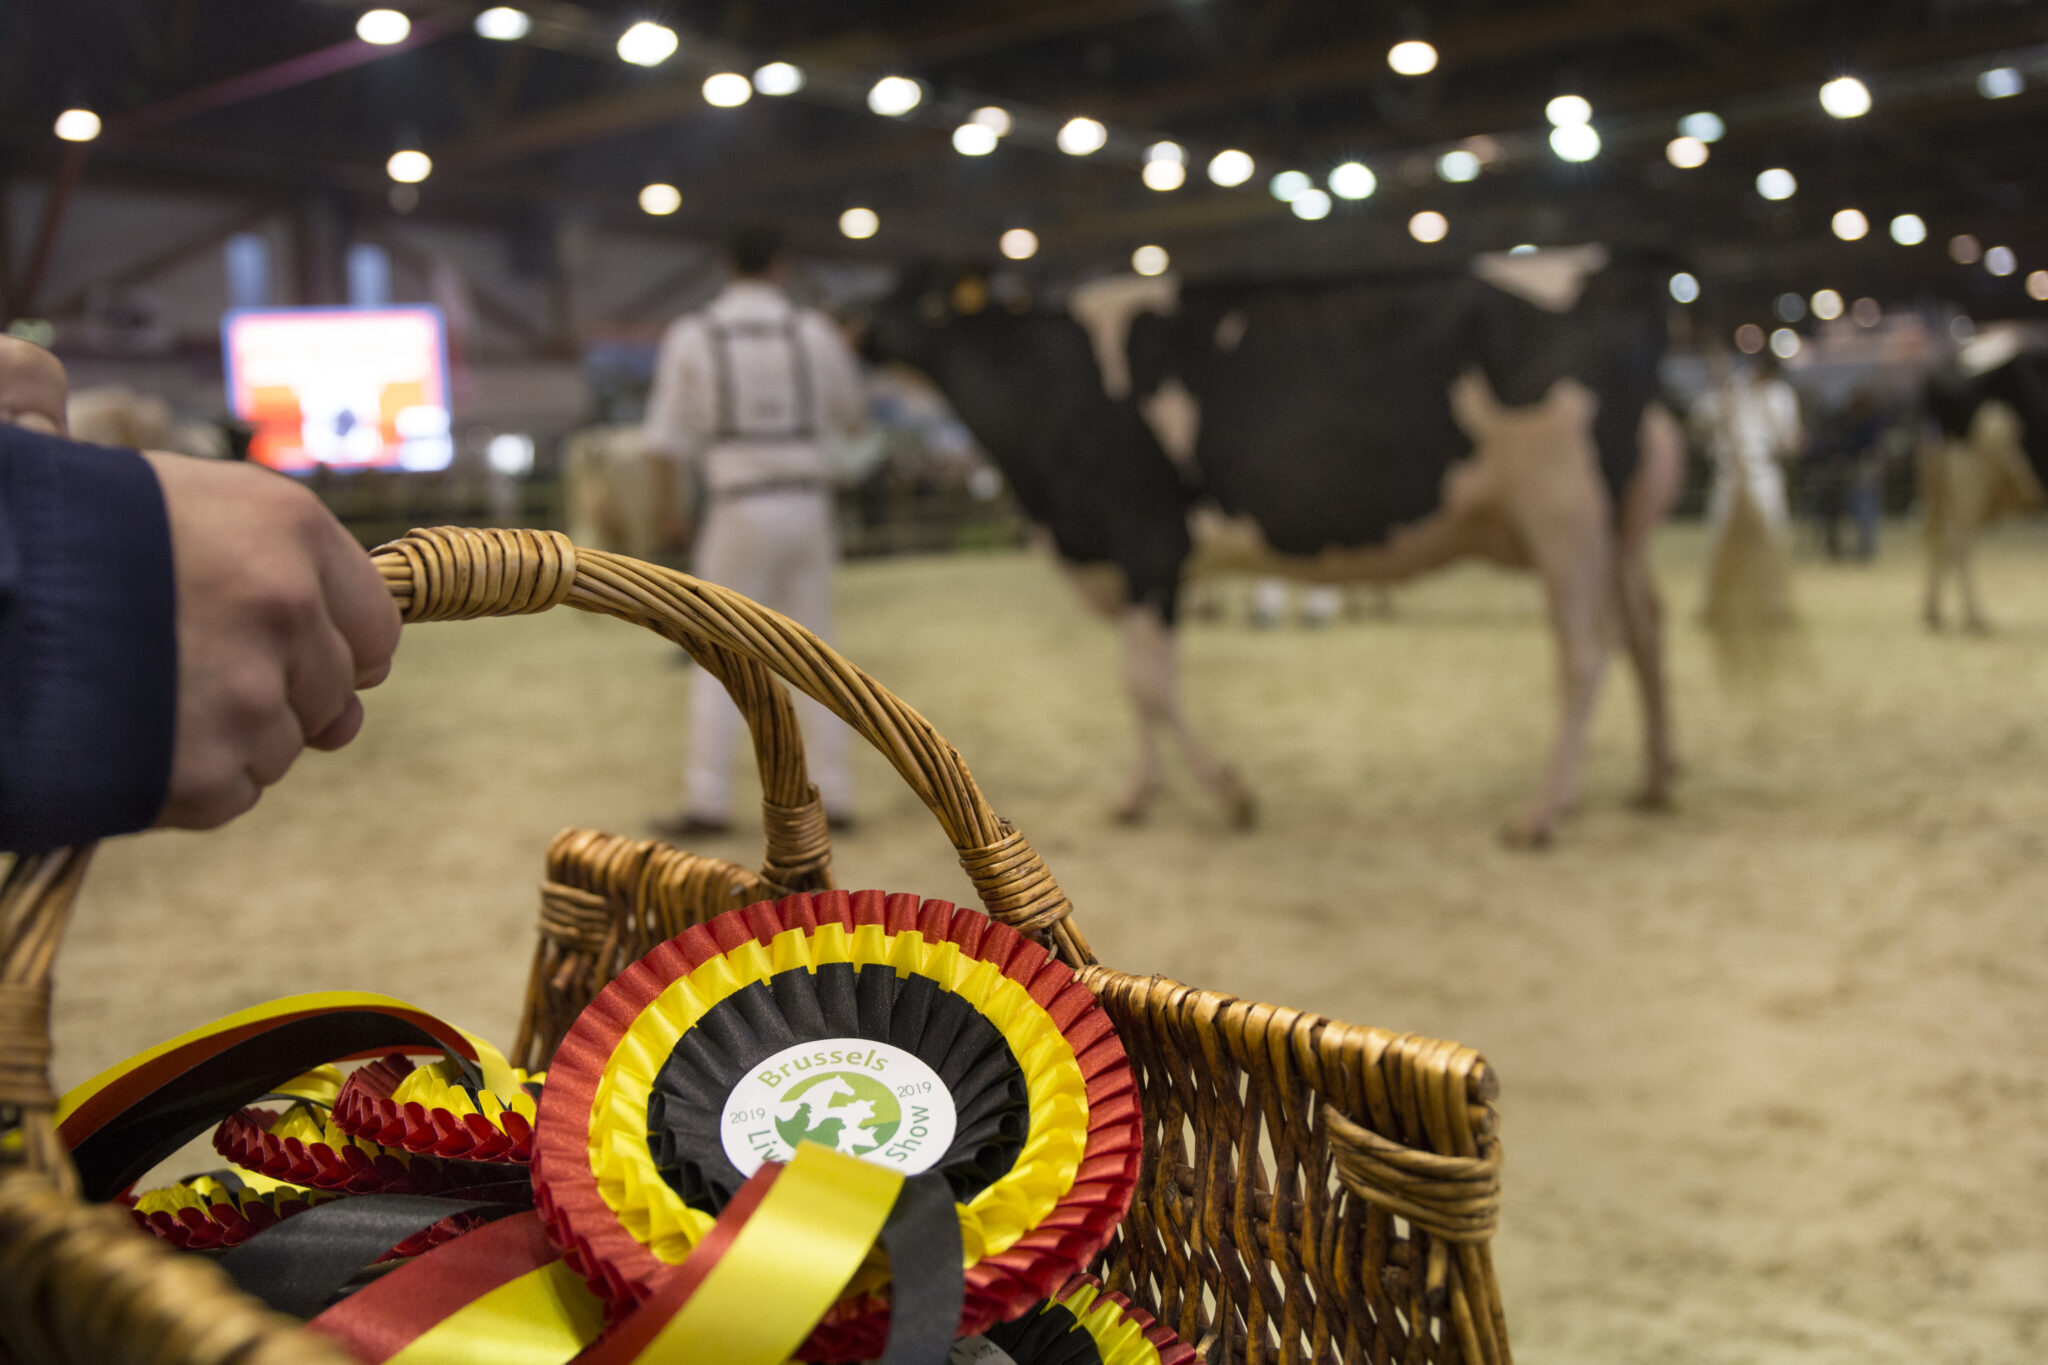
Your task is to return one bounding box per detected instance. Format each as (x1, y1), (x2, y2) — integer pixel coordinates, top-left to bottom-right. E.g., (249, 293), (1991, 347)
(218, 1194), (521, 1319)
(876, 1171), (965, 1365)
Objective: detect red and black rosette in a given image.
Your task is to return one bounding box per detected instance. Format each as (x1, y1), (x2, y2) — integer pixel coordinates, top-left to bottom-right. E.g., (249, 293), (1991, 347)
(530, 889), (1142, 1362)
(968, 1275), (1202, 1365)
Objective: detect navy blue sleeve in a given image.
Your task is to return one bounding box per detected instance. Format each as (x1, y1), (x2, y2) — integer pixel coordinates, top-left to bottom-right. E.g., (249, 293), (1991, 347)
(0, 426), (177, 852)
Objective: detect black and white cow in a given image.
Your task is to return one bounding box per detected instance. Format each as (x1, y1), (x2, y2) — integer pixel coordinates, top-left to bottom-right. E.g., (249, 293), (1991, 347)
(1920, 350), (2048, 632)
(864, 249), (1688, 845)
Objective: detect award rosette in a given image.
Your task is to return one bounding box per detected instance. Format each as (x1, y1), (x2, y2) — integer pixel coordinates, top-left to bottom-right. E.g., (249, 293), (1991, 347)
(958, 1275), (1200, 1365)
(212, 1067), (507, 1197)
(332, 1052), (543, 1163)
(127, 1172), (486, 1259)
(531, 889), (1143, 1361)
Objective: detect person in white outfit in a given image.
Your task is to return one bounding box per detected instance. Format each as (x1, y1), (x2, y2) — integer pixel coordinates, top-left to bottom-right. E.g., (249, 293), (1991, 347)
(1693, 352), (1802, 539)
(644, 228), (866, 837)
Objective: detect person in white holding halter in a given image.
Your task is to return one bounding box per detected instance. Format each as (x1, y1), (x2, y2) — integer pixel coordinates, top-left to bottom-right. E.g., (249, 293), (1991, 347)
(644, 226), (866, 838)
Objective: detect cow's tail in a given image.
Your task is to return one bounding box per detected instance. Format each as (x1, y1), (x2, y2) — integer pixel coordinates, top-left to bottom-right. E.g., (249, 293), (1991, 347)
(1701, 483), (1797, 686)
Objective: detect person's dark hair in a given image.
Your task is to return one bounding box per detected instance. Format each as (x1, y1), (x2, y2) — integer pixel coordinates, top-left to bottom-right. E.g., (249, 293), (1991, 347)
(730, 226), (782, 277)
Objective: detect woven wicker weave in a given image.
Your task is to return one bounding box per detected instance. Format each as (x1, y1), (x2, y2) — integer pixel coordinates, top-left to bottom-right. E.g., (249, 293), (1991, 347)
(1, 527), (1506, 1365)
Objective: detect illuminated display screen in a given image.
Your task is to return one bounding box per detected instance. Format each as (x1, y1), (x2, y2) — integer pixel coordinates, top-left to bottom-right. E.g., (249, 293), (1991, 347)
(222, 306), (453, 473)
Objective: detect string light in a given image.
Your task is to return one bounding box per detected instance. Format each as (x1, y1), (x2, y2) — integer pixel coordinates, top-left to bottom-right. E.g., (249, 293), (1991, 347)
(1810, 289), (1844, 320)
(1328, 162), (1376, 199)
(1388, 40), (1438, 75)
(838, 207), (878, 239)
(1819, 76), (1871, 118)
(953, 123), (998, 155)
(1949, 234), (1981, 265)
(473, 7), (531, 41)
(1409, 210), (1448, 243)
(1832, 208), (1869, 241)
(356, 8), (410, 44)
(867, 76), (922, 116)
(1291, 188), (1332, 220)
(1143, 141), (1186, 190)
(1143, 159), (1186, 190)
(53, 108), (100, 142)
(1545, 94), (1592, 126)
(1132, 245), (1170, 276)
(1666, 136), (1708, 169)
(1269, 170), (1311, 202)
(999, 227), (1039, 260)
(386, 149), (431, 183)
(1207, 149), (1254, 187)
(1549, 124), (1600, 162)
(1437, 149), (1481, 182)
(638, 183), (681, 216)
(1756, 168), (1797, 201)
(1985, 246), (2017, 277)
(1889, 214), (1927, 246)
(617, 21), (678, 66)
(1678, 111), (1725, 142)
(1769, 328), (1801, 358)
(753, 62), (804, 95)
(1977, 67), (2024, 99)
(1056, 117), (1107, 156)
(702, 73), (751, 107)
(1669, 272), (1700, 303)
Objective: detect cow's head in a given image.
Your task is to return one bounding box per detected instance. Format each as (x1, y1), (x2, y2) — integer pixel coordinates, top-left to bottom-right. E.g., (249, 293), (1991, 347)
(857, 262), (1016, 370)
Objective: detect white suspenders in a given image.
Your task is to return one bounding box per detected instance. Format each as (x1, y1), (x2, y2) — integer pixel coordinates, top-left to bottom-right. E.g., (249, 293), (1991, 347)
(703, 311), (819, 442)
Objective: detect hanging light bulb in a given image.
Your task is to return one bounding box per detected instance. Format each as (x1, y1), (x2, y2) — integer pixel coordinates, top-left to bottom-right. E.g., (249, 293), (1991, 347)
(1819, 76), (1871, 119)
(1889, 214), (1927, 246)
(616, 21), (678, 66)
(1665, 136), (1709, 169)
(752, 62), (804, 96)
(1143, 159), (1186, 191)
(1056, 117), (1107, 156)
(867, 76), (922, 116)
(838, 207), (879, 240)
(1290, 188), (1332, 220)
(1387, 40), (1438, 75)
(1131, 245), (1170, 277)
(1409, 211), (1448, 243)
(356, 8), (411, 44)
(701, 73), (751, 107)
(1207, 149), (1254, 187)
(999, 227), (1039, 260)
(953, 123), (998, 156)
(53, 108), (101, 142)
(386, 149), (432, 183)
(1328, 162), (1376, 199)
(638, 183), (682, 216)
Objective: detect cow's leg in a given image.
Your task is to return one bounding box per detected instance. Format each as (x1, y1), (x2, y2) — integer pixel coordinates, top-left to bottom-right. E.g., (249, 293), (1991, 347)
(1618, 403), (1683, 810)
(1923, 533), (1947, 630)
(1956, 526), (1991, 633)
(1117, 605), (1255, 828)
(1505, 533), (1611, 848)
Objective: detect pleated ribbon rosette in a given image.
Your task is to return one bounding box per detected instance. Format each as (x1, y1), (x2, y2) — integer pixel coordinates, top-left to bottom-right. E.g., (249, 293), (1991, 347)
(532, 888), (1144, 1361)
(957, 1275), (1201, 1365)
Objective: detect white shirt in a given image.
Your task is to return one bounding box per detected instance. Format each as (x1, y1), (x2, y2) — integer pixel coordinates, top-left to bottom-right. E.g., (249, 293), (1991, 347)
(642, 280), (866, 493)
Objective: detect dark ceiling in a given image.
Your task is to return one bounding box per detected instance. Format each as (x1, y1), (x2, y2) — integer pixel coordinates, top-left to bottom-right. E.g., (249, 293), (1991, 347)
(3, 0), (2047, 331)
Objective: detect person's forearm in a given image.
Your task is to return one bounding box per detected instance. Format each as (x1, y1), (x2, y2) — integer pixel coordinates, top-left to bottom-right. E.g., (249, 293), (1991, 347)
(0, 429), (177, 850)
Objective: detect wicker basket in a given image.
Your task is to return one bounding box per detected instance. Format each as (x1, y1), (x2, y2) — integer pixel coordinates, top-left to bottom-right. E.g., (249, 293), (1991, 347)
(0, 527), (1507, 1365)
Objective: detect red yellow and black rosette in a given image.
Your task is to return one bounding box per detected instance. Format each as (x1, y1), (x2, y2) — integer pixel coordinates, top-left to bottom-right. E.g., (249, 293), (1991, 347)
(531, 888), (1142, 1362)
(126, 1170), (486, 1260)
(210, 1066), (512, 1197)
(966, 1275), (1201, 1365)
(332, 1052), (543, 1163)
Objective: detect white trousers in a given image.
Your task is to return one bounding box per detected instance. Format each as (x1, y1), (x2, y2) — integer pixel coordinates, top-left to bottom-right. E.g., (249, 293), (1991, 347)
(685, 491), (852, 818)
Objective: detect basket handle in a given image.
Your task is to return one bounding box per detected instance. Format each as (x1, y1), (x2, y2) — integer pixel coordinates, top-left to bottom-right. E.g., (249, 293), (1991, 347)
(375, 527), (1087, 962)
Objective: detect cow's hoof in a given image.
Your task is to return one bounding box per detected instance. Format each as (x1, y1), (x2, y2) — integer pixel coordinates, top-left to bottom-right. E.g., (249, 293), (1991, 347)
(1227, 792), (1258, 831)
(1499, 819), (1555, 851)
(1630, 788), (1675, 814)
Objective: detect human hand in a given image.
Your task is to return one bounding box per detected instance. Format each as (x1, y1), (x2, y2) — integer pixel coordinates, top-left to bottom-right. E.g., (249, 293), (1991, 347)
(141, 452), (402, 828)
(0, 335), (69, 435)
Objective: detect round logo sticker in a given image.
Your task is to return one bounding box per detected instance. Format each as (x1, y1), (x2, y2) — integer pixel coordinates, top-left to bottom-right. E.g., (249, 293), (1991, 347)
(720, 1038), (957, 1177)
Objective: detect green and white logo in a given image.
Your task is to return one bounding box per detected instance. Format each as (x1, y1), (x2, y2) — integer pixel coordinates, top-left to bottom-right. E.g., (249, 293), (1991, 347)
(720, 1037), (955, 1177)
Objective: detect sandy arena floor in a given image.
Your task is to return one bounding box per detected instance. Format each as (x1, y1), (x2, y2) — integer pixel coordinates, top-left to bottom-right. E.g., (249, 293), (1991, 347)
(55, 520), (2048, 1364)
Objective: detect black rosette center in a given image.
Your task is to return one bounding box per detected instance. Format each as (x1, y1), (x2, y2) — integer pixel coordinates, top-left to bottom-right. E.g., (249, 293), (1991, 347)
(646, 963), (1030, 1212)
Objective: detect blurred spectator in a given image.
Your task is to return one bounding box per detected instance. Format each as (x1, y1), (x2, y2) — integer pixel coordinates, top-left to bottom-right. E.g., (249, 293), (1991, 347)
(641, 227), (867, 836)
(1812, 389), (1888, 560)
